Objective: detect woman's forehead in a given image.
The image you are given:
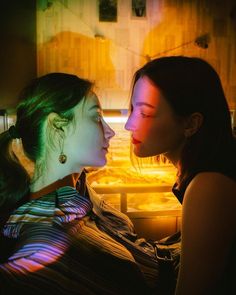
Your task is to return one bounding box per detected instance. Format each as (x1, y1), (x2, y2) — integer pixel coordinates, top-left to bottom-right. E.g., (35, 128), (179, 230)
(74, 91), (101, 112)
(84, 91), (101, 109)
(132, 76), (163, 107)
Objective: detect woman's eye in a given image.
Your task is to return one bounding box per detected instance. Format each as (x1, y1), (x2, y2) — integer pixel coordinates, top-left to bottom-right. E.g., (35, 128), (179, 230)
(95, 114), (102, 122)
(141, 112), (151, 118)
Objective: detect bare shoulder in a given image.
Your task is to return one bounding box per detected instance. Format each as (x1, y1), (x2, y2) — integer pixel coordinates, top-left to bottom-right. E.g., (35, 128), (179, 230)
(183, 171), (236, 226)
(192, 171), (236, 184)
(187, 171), (236, 198)
(177, 173), (236, 294)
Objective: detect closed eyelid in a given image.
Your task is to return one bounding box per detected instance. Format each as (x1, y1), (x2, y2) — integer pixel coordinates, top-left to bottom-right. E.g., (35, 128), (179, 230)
(135, 102), (155, 109)
(90, 109), (103, 118)
(88, 104), (103, 112)
(131, 105), (154, 112)
(95, 107), (103, 114)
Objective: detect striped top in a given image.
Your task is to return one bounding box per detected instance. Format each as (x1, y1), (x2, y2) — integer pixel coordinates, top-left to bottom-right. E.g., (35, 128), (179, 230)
(0, 180), (160, 294)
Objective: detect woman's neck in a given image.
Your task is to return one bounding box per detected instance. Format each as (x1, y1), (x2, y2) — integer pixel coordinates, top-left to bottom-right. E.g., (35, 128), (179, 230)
(163, 140), (185, 168)
(30, 173), (80, 199)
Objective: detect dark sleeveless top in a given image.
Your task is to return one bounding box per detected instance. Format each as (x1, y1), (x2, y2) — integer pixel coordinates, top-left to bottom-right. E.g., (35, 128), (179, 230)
(172, 168), (236, 294)
(172, 167), (236, 204)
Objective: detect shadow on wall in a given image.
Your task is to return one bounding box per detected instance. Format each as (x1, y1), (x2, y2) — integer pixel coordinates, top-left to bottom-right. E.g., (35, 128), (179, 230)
(140, 1), (202, 63)
(37, 31), (119, 96)
(140, 1), (236, 110)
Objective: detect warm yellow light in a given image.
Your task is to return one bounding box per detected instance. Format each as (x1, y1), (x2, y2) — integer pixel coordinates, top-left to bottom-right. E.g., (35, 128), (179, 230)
(103, 116), (128, 123)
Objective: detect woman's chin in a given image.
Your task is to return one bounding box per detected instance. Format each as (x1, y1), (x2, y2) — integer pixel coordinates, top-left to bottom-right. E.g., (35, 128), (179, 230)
(133, 148), (148, 158)
(133, 145), (160, 158)
(93, 158), (107, 167)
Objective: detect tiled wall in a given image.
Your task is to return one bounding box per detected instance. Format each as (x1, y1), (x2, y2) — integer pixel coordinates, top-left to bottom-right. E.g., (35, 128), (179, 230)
(37, 0), (236, 112)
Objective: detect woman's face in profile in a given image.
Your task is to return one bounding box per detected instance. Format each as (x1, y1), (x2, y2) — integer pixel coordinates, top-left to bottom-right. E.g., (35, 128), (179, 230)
(65, 92), (115, 170)
(125, 76), (186, 160)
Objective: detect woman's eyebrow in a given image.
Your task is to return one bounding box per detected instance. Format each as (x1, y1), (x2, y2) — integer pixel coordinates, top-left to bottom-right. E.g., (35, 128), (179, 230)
(88, 104), (101, 111)
(135, 102), (155, 108)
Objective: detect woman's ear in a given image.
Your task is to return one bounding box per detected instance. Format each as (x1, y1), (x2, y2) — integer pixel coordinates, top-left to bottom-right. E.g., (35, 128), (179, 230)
(46, 113), (69, 153)
(47, 113), (69, 132)
(184, 112), (203, 137)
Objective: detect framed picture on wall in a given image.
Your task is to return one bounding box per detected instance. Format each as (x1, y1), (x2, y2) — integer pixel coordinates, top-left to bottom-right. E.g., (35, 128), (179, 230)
(99, 0), (117, 22)
(131, 0), (146, 19)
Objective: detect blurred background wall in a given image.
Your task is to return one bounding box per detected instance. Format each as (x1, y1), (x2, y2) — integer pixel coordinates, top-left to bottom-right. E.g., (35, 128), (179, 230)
(36, 0), (236, 113)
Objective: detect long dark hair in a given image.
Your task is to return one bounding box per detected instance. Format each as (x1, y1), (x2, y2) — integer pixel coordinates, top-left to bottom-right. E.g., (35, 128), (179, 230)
(0, 73), (92, 214)
(132, 56), (236, 184)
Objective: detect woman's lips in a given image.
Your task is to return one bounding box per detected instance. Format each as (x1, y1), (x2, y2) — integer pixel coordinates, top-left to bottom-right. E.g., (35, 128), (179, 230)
(102, 145), (109, 152)
(132, 137), (141, 144)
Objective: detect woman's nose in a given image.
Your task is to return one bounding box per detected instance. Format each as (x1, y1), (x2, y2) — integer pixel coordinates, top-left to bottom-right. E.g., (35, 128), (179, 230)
(124, 115), (135, 131)
(103, 120), (115, 139)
